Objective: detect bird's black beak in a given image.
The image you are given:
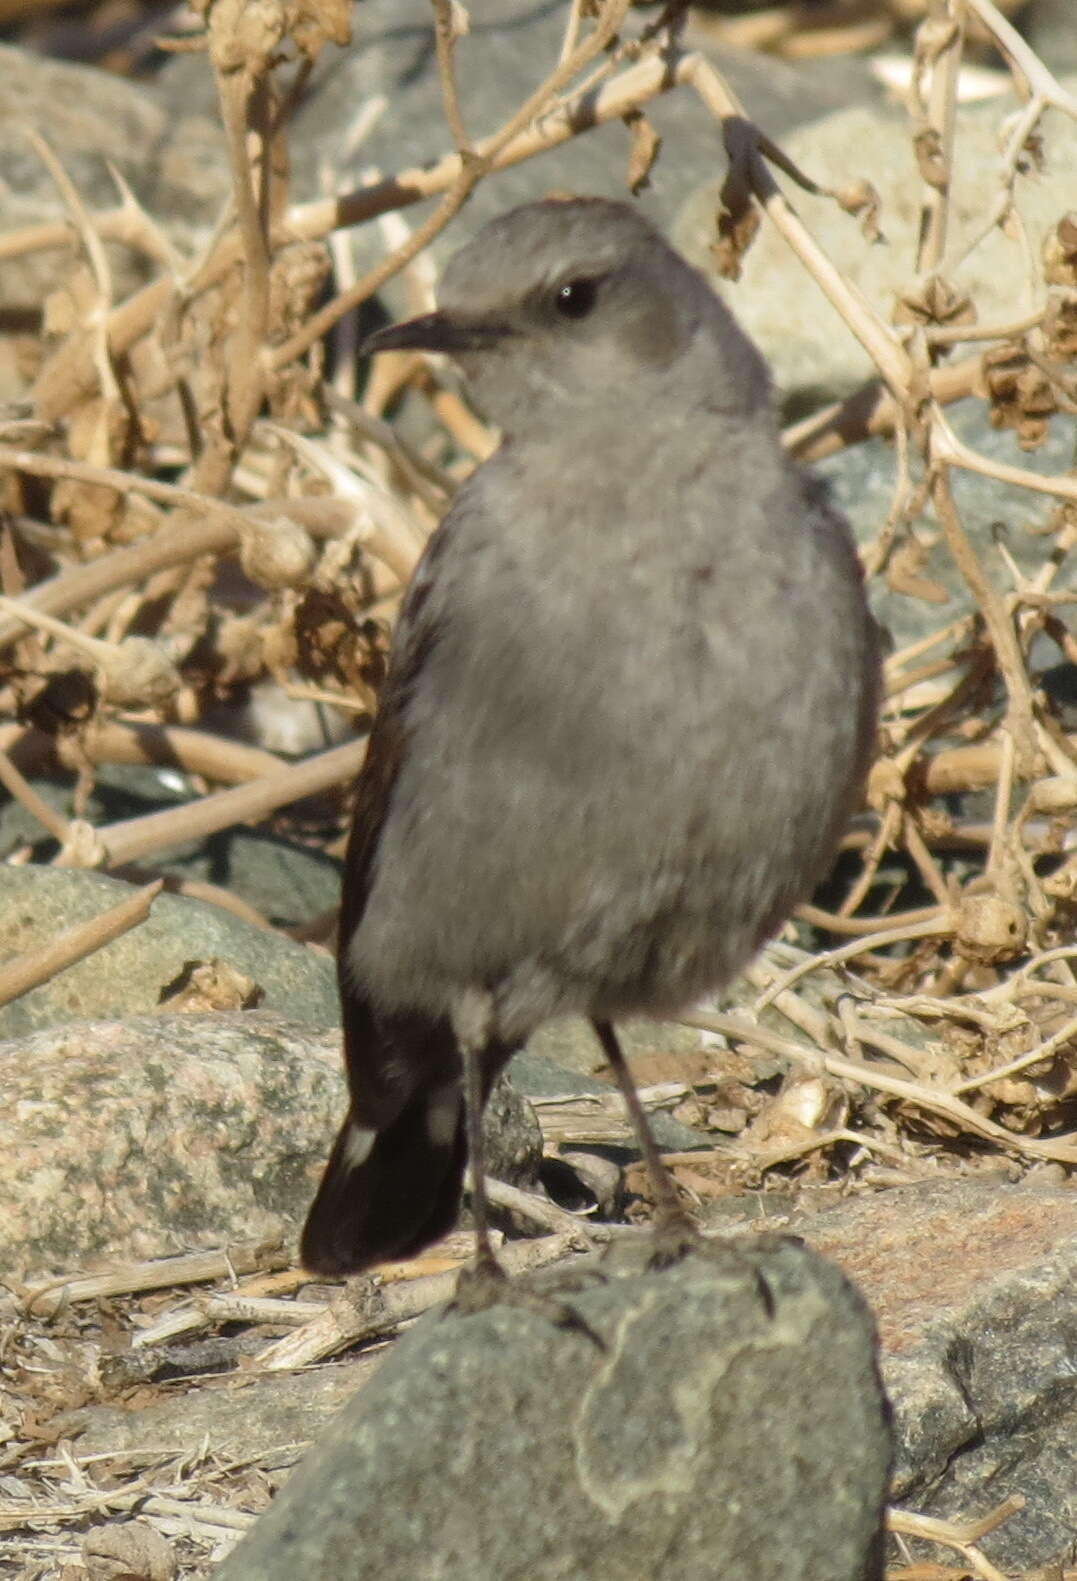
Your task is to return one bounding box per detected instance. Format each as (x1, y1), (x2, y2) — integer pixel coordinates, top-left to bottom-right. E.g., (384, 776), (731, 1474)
(361, 311), (511, 358)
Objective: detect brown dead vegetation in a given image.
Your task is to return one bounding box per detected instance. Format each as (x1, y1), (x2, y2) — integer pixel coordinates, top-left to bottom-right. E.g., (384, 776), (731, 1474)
(0, 1), (1074, 1575)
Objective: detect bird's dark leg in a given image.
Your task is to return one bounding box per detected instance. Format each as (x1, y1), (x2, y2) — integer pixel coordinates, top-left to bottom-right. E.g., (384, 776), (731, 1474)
(448, 989), (510, 1308)
(592, 1019), (702, 1264)
(447, 993), (604, 1344)
(459, 999), (505, 1282)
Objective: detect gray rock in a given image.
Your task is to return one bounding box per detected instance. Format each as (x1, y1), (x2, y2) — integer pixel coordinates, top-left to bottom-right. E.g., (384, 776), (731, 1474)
(0, 1012), (342, 1272)
(149, 826), (344, 932)
(153, 0), (880, 246)
(677, 91), (1077, 401)
(785, 1176), (1077, 1574)
(0, 764), (345, 931)
(34, 1175), (1077, 1576)
(1027, 0), (1077, 76)
(68, 1353), (382, 1471)
(0, 43), (228, 316)
(483, 1068), (545, 1186)
(0, 864), (337, 1039)
(819, 399), (1077, 650)
(526, 1009), (724, 1078)
(510, 1045), (713, 1155)
(213, 1236), (891, 1581)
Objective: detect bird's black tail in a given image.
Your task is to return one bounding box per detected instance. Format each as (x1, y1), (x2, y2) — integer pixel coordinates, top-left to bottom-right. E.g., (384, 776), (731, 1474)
(301, 1084), (467, 1277)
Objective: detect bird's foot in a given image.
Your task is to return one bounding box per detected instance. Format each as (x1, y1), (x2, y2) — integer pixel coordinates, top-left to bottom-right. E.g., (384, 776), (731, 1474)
(644, 1212), (781, 1317)
(449, 1250), (605, 1348)
(645, 1206), (708, 1270)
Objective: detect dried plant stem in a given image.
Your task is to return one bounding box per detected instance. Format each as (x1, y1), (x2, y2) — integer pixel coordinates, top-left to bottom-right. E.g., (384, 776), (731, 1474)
(925, 307), (1048, 345)
(23, 1239), (288, 1317)
(24, 127), (120, 410)
(259, 1231), (585, 1369)
(432, 0), (472, 154)
(0, 744), (71, 844)
(558, 0), (589, 64)
(785, 353), (981, 461)
(902, 813), (952, 908)
(797, 901), (943, 937)
(913, 1), (964, 276)
(836, 801), (903, 917)
(889, 1495), (1026, 1581)
(0, 517), (237, 651)
(965, 0), (1077, 116)
(0, 205), (165, 266)
(0, 721), (285, 792)
(931, 409), (1077, 506)
(943, 1), (1077, 281)
(986, 727), (1016, 876)
(290, 46), (669, 247)
(33, 278), (173, 425)
(929, 460), (1040, 771)
(120, 870), (274, 930)
(83, 722), (285, 783)
(0, 878), (162, 1010)
(743, 955), (835, 1049)
(0, 446), (256, 542)
(754, 916), (951, 1010)
(682, 1008), (1077, 1166)
(271, 0), (632, 369)
(202, 54), (275, 494)
(738, 1125), (913, 1174)
(70, 738), (366, 870)
(0, 592), (128, 669)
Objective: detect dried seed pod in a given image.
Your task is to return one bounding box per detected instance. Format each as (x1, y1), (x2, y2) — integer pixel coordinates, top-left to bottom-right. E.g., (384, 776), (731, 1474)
(953, 893), (1027, 964)
(82, 1518), (175, 1581)
(1043, 212), (1077, 287)
(94, 636), (181, 709)
(0, 596), (180, 711)
(980, 341), (1057, 451)
(238, 514), (316, 590)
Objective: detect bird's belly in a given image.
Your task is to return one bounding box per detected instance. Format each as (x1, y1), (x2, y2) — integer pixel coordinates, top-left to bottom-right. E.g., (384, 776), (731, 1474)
(354, 592), (870, 1042)
(489, 734), (856, 1039)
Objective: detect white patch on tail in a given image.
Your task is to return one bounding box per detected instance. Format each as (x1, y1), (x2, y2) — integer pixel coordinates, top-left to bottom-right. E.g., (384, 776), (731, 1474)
(341, 1122), (376, 1170)
(425, 1083), (460, 1146)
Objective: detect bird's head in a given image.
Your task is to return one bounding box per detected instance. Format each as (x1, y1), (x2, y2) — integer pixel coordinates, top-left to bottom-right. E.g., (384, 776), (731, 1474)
(362, 197), (770, 438)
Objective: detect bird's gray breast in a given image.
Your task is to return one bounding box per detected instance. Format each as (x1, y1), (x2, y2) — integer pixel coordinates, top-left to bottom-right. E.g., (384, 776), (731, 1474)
(350, 437), (872, 1036)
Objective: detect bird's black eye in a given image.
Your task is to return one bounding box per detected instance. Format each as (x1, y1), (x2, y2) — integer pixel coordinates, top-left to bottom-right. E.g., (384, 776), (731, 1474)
(554, 277), (599, 320)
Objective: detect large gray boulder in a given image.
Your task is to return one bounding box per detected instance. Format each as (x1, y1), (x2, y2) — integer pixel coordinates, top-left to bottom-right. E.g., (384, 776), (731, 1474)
(214, 1235), (891, 1581)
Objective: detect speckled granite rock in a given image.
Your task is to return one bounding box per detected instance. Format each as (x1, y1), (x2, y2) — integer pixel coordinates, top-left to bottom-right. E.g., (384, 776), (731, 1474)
(0, 1011), (540, 1275)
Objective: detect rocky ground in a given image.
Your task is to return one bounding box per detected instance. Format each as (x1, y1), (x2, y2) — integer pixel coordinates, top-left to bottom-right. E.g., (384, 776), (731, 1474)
(0, 1), (1075, 1577)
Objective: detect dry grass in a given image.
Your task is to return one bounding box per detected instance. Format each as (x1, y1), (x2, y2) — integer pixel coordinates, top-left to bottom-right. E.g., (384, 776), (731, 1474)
(0, 0), (1075, 1575)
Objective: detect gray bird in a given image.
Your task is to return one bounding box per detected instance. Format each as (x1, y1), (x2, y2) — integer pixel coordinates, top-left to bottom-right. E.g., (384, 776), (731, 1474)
(302, 196), (880, 1281)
